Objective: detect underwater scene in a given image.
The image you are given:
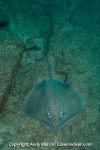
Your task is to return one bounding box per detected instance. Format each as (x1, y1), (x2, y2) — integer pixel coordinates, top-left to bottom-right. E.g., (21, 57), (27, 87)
(0, 0), (100, 149)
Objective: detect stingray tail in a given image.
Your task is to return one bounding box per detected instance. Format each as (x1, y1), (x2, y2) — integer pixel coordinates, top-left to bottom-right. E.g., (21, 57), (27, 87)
(43, 11), (53, 79)
(45, 54), (53, 79)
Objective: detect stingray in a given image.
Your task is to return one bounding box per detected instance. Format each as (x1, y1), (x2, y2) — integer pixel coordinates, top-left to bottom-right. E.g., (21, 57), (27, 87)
(22, 53), (86, 130)
(22, 12), (86, 130)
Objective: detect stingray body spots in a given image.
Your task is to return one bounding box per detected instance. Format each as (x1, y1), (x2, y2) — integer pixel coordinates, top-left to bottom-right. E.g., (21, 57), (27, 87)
(47, 107), (63, 119)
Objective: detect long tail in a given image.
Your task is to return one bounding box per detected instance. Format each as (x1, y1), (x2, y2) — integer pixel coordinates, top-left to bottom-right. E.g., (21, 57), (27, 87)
(44, 11), (53, 79)
(45, 53), (53, 79)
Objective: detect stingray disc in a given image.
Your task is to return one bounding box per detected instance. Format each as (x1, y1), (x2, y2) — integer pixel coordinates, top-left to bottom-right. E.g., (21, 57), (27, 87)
(22, 78), (86, 130)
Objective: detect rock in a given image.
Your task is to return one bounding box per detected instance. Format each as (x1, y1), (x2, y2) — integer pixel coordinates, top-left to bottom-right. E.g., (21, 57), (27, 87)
(0, 10), (9, 28)
(0, 30), (23, 112)
(0, 136), (5, 147)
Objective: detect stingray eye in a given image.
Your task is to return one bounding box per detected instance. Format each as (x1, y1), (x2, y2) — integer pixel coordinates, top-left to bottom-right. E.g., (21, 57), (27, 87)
(47, 112), (52, 118)
(59, 111), (63, 118)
